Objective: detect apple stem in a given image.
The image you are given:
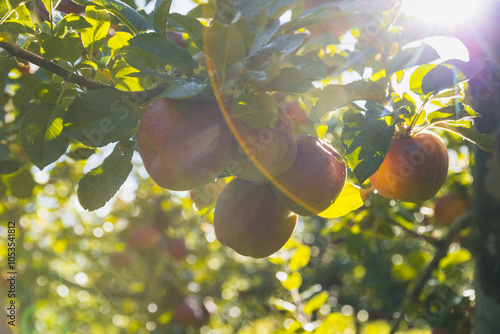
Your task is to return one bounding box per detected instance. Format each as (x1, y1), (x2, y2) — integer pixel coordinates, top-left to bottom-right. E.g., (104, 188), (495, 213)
(406, 95), (432, 136)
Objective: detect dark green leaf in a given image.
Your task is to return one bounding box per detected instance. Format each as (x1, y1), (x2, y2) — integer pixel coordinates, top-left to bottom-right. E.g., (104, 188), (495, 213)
(63, 89), (139, 147)
(0, 160), (21, 174)
(341, 110), (395, 184)
(123, 32), (196, 77)
(265, 0), (296, 17)
(426, 103), (479, 125)
(258, 34), (306, 58)
(167, 13), (205, 51)
(153, 0), (172, 35)
(205, 20), (249, 76)
(161, 81), (207, 99)
(260, 67), (314, 94)
(230, 92), (278, 129)
(20, 103), (69, 169)
(40, 32), (83, 64)
(3, 169), (34, 198)
(421, 65), (467, 96)
(77, 140), (134, 211)
(433, 120), (493, 151)
(315, 81), (387, 120)
(93, 0), (148, 33)
(234, 0), (268, 34)
(284, 54), (327, 80)
(386, 43), (440, 75)
(248, 18), (280, 58)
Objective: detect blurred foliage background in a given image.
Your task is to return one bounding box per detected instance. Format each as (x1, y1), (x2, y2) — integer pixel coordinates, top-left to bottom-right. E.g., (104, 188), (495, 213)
(0, 0), (479, 333)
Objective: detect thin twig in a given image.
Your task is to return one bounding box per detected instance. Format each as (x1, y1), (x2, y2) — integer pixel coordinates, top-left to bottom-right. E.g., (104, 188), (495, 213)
(390, 210), (472, 334)
(0, 41), (168, 105)
(387, 217), (440, 246)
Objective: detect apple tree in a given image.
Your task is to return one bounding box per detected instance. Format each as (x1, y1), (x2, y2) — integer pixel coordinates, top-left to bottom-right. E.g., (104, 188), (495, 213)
(0, 0), (499, 333)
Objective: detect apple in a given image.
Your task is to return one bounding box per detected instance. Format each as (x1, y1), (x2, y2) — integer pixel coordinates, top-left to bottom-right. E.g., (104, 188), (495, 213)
(369, 131), (449, 203)
(167, 238), (189, 260)
(225, 106), (297, 182)
(270, 134), (347, 216)
(175, 296), (205, 326)
(167, 31), (187, 49)
(127, 226), (162, 251)
(138, 93), (233, 190)
(434, 192), (469, 225)
(214, 178), (297, 258)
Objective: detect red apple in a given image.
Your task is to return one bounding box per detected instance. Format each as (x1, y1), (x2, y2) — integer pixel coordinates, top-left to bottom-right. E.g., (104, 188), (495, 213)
(175, 296), (205, 326)
(225, 106), (297, 182)
(138, 93), (233, 190)
(434, 192), (469, 225)
(369, 131), (449, 203)
(167, 238), (189, 260)
(302, 0), (352, 37)
(271, 134), (347, 216)
(127, 226), (162, 251)
(214, 178), (297, 258)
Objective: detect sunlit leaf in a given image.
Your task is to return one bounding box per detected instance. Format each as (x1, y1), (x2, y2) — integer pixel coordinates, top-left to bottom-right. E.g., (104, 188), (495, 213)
(319, 182), (370, 218)
(92, 0), (148, 34)
(81, 6), (110, 52)
(433, 120), (493, 151)
(280, 272), (302, 291)
(289, 245), (310, 272)
(386, 43), (440, 75)
(426, 103), (479, 125)
(341, 110), (395, 184)
(303, 291), (329, 315)
(439, 249), (471, 271)
(20, 103), (68, 169)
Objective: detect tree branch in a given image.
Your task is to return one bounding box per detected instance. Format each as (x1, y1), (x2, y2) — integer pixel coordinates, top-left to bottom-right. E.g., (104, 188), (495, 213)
(390, 210), (473, 334)
(0, 41), (168, 105)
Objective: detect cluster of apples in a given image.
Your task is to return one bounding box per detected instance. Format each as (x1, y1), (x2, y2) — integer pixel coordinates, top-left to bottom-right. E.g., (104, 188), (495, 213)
(138, 93), (347, 258)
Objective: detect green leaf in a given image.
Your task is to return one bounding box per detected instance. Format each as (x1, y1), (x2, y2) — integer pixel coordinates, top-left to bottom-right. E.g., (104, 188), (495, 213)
(433, 120), (493, 151)
(187, 3), (216, 18)
(41, 0), (62, 15)
(303, 291), (329, 315)
(409, 64), (436, 95)
(439, 249), (471, 271)
(260, 67), (314, 94)
(230, 92), (278, 129)
(392, 263), (417, 281)
(341, 110), (395, 184)
(247, 18), (280, 58)
(67, 147), (96, 160)
(153, 0), (172, 35)
(284, 54), (327, 80)
(167, 13), (205, 51)
(421, 65), (467, 96)
(319, 182), (369, 218)
(205, 19), (249, 76)
(161, 80), (207, 99)
(386, 43), (440, 75)
(81, 6), (111, 52)
(107, 31), (133, 57)
(55, 13), (92, 35)
(40, 32), (83, 64)
(92, 0), (148, 34)
(289, 245), (310, 272)
(77, 140), (134, 211)
(123, 32), (196, 77)
(426, 103), (479, 125)
(63, 89), (139, 147)
(315, 81), (387, 120)
(0, 160), (21, 174)
(20, 103), (69, 169)
(3, 169), (34, 198)
(280, 272), (302, 291)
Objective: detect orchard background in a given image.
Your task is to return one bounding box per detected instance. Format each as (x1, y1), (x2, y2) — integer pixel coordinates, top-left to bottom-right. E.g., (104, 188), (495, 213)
(0, 0), (499, 333)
